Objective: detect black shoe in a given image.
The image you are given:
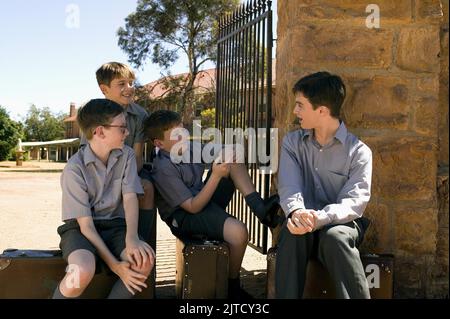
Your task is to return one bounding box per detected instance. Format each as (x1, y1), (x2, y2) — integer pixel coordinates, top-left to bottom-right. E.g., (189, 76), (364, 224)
(260, 194), (282, 228)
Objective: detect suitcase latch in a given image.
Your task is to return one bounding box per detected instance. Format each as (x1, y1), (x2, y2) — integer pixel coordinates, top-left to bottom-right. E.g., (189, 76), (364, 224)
(0, 258), (11, 271)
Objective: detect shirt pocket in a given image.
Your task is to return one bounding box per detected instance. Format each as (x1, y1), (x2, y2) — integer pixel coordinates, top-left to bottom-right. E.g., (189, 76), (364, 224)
(324, 170), (349, 199)
(94, 179), (122, 215)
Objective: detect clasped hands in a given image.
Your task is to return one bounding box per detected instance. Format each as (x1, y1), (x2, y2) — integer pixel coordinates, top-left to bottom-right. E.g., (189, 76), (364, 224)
(287, 209), (318, 235)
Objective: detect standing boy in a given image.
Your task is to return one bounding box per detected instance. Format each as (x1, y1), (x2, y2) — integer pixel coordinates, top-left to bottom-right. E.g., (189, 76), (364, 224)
(54, 99), (155, 299)
(276, 72), (372, 298)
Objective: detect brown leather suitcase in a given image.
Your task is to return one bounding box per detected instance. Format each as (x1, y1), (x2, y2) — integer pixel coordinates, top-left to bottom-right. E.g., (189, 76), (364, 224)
(266, 246), (394, 299)
(175, 238), (229, 299)
(0, 249), (155, 299)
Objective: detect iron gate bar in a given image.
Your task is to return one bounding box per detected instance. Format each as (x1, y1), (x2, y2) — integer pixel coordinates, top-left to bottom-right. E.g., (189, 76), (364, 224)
(216, 0), (273, 254)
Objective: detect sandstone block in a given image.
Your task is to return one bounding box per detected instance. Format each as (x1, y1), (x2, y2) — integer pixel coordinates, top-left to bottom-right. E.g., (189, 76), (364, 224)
(397, 26), (440, 73)
(364, 137), (437, 201)
(290, 25), (393, 69)
(280, 0), (412, 25)
(394, 206), (438, 255)
(342, 76), (412, 130)
(414, 96), (439, 136)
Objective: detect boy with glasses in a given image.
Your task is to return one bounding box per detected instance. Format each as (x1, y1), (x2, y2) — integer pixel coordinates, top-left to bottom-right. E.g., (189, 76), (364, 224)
(81, 62), (155, 247)
(54, 99), (155, 299)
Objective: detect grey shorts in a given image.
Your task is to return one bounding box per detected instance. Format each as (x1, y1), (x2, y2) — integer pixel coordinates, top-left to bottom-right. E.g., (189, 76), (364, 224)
(57, 218), (128, 262)
(167, 174), (236, 241)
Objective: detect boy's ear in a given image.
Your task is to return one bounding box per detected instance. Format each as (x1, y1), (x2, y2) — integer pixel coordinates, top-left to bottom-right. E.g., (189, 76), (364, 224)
(99, 84), (109, 95)
(319, 105), (330, 116)
(153, 139), (164, 149)
(93, 126), (106, 139)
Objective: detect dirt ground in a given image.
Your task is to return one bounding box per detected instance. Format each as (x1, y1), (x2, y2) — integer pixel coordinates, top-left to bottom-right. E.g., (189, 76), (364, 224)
(0, 160), (268, 298)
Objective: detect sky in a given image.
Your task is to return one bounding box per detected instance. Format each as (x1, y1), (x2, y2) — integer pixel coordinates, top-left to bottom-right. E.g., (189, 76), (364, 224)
(0, 0), (276, 122)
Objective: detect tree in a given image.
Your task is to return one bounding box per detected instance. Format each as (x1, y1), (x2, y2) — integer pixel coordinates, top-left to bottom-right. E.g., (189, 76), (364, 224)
(23, 105), (66, 142)
(117, 0), (239, 122)
(0, 106), (23, 161)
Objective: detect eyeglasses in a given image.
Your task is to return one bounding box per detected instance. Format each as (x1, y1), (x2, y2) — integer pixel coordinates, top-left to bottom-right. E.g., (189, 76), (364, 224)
(103, 124), (128, 134)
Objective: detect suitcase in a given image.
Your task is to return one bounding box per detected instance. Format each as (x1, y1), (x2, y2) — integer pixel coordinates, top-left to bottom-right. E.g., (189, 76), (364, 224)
(175, 238), (229, 299)
(0, 249), (155, 299)
(266, 246), (394, 299)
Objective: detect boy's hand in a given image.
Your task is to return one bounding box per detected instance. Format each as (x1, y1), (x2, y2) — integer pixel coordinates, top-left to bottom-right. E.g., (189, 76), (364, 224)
(287, 210), (316, 235)
(112, 261), (148, 295)
(212, 161), (230, 179)
(125, 237), (155, 269)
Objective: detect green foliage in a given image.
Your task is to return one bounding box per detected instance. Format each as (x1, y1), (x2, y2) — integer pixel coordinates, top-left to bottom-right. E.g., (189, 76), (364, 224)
(23, 105), (66, 142)
(118, 0), (239, 116)
(200, 107), (215, 128)
(118, 0), (238, 69)
(0, 106), (23, 161)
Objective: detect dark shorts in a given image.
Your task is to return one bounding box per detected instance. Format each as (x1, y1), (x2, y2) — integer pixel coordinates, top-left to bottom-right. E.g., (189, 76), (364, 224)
(57, 218), (128, 262)
(139, 167), (153, 183)
(167, 172), (236, 241)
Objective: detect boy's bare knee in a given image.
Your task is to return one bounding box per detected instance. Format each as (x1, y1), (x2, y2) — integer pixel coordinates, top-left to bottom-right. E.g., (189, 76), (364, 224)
(62, 250), (96, 295)
(77, 263), (96, 287)
(224, 219), (248, 247)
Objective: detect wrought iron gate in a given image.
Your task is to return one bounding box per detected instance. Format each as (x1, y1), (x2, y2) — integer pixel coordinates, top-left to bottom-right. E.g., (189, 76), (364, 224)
(215, 0), (273, 254)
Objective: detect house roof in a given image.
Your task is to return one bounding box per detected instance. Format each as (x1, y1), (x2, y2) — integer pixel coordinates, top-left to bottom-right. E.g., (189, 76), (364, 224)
(144, 68), (217, 99)
(21, 138), (80, 147)
(63, 115), (77, 122)
(143, 59), (276, 99)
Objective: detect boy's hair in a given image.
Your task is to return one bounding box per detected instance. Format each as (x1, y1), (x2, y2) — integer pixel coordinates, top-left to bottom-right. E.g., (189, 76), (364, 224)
(144, 110), (182, 142)
(293, 71), (346, 118)
(96, 62), (136, 86)
(77, 99), (124, 140)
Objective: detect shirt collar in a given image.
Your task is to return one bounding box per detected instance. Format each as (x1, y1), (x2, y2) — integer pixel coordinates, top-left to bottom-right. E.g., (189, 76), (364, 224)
(301, 121), (347, 145)
(83, 143), (123, 165)
(334, 121), (348, 145)
(83, 143), (97, 165)
(125, 103), (139, 116)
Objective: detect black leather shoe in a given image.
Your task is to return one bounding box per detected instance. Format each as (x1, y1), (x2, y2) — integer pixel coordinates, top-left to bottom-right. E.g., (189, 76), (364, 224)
(260, 194), (282, 228)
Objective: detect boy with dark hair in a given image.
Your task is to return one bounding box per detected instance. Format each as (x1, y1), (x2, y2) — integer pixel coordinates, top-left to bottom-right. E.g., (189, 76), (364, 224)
(276, 71), (372, 298)
(144, 110), (280, 299)
(54, 99), (155, 299)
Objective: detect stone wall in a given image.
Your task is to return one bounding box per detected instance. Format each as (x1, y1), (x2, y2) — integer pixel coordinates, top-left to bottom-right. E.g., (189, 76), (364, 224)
(275, 0), (448, 298)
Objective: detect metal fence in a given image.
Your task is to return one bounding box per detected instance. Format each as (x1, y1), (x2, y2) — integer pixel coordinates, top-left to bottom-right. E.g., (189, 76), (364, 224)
(215, 0), (273, 254)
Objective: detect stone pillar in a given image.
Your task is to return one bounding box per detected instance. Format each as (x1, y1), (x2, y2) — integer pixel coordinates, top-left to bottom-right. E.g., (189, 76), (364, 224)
(275, 0), (446, 298)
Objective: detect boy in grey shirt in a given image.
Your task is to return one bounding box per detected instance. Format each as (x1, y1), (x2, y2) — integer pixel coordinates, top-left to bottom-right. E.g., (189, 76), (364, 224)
(54, 99), (155, 299)
(80, 62), (155, 245)
(276, 72), (372, 298)
(144, 110), (281, 299)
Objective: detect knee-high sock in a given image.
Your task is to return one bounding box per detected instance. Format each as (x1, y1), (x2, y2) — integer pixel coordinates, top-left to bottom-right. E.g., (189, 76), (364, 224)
(244, 192), (265, 220)
(107, 279), (135, 299)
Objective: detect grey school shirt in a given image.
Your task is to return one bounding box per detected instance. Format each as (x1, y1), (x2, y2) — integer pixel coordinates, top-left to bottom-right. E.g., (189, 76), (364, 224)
(60, 143), (144, 221)
(278, 121), (372, 230)
(80, 102), (149, 148)
(151, 142), (222, 221)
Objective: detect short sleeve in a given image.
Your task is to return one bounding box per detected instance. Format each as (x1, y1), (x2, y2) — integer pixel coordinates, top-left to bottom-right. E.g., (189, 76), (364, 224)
(60, 165), (92, 221)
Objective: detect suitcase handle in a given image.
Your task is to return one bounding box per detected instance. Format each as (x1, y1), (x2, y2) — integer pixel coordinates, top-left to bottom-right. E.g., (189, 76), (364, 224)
(1, 249), (62, 258)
